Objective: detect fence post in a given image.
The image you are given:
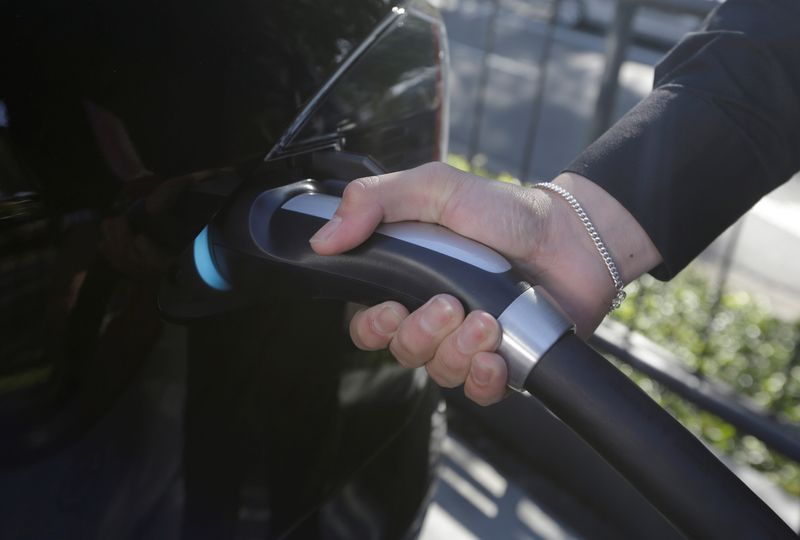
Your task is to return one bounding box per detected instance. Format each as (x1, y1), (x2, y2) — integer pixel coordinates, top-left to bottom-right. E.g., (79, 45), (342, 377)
(518, 0), (563, 182)
(466, 0), (501, 169)
(589, 0), (637, 142)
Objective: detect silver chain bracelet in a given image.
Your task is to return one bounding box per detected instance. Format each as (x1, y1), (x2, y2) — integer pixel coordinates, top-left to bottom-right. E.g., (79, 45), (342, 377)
(532, 182), (627, 311)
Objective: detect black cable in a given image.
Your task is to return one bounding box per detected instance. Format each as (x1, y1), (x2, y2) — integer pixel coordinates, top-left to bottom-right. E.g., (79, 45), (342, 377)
(524, 333), (796, 539)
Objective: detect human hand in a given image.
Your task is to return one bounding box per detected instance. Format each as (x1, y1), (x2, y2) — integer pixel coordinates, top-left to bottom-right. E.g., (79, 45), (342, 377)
(310, 162), (661, 405)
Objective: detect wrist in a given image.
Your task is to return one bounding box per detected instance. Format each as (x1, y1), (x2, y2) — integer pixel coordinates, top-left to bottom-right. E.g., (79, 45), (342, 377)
(527, 172), (662, 335)
(552, 172), (662, 285)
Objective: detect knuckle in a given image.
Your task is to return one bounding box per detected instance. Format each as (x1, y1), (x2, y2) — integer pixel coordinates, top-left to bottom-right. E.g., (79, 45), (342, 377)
(393, 321), (434, 361)
(463, 353), (508, 406)
(443, 350), (470, 376)
(346, 175), (380, 197)
(432, 360), (468, 389)
(367, 303), (404, 337)
(388, 333), (425, 368)
(434, 337), (471, 378)
(421, 161), (451, 178)
(416, 296), (462, 339)
(340, 176), (385, 218)
(348, 310), (378, 350)
(425, 362), (459, 388)
(340, 178), (369, 206)
(464, 311), (501, 349)
(436, 293), (465, 319)
(437, 293), (462, 309)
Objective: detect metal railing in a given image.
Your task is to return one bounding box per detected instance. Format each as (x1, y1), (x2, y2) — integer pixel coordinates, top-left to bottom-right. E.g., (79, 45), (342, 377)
(590, 0), (718, 139)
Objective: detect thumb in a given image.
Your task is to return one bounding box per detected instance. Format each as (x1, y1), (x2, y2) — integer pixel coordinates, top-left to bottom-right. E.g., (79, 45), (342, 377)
(309, 162), (461, 255)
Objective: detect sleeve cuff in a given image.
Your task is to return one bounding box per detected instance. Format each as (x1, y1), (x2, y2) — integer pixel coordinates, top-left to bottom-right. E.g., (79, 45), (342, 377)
(564, 86), (775, 280)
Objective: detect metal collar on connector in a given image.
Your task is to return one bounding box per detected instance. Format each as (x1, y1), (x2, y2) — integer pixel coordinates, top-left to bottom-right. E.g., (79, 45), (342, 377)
(498, 285), (575, 391)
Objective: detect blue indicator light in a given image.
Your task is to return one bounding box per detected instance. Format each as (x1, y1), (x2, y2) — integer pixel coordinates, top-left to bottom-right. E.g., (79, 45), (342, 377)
(193, 226), (232, 291)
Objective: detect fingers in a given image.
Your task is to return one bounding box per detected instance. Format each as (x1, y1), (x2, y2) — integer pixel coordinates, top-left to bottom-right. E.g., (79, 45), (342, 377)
(349, 301), (409, 351)
(309, 161), (543, 267)
(310, 162), (463, 255)
(314, 161), (516, 406)
(350, 294), (464, 364)
(425, 311), (499, 387)
(464, 352), (508, 406)
(349, 294), (508, 406)
(390, 295), (464, 368)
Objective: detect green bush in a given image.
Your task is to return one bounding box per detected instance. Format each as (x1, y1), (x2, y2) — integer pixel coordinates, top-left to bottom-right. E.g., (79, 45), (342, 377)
(446, 154), (521, 184)
(613, 272), (800, 496)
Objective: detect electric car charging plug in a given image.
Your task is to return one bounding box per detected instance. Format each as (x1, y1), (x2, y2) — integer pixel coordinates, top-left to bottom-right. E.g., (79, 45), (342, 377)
(160, 179), (796, 540)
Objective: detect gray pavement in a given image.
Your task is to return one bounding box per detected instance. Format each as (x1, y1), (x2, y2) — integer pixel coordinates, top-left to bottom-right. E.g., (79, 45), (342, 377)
(423, 429), (800, 539)
(421, 435), (583, 540)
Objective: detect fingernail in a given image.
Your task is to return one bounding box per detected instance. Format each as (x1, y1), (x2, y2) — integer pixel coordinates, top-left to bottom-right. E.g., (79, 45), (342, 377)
(372, 305), (403, 335)
(456, 314), (491, 355)
(419, 297), (455, 334)
(471, 357), (494, 386)
(309, 215), (342, 244)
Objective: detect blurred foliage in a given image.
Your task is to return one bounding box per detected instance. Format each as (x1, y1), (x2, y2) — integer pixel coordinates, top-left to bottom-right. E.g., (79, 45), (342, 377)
(447, 153), (800, 497)
(613, 272), (800, 497)
(446, 154), (521, 184)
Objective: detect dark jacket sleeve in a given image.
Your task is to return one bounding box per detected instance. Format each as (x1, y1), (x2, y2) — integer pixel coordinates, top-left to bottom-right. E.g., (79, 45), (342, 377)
(564, 0), (800, 279)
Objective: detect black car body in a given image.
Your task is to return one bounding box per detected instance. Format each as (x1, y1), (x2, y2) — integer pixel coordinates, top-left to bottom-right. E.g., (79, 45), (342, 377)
(0, 1), (449, 538)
